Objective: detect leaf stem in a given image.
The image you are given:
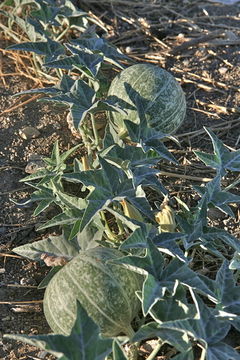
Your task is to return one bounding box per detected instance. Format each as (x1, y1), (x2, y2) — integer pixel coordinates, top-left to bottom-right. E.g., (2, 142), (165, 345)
(90, 113), (101, 150)
(56, 26), (70, 41)
(125, 326), (139, 360)
(146, 340), (162, 360)
(199, 345), (206, 360)
(100, 211), (118, 242)
(80, 126), (92, 155)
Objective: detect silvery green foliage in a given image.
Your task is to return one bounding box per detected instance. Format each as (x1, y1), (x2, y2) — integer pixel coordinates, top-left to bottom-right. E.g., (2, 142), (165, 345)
(5, 3), (240, 356)
(194, 127), (240, 176)
(4, 302), (113, 360)
(10, 126), (240, 360)
(10, 127), (240, 359)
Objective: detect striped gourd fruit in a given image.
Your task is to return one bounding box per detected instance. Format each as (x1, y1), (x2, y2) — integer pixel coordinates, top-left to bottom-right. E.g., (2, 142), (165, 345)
(108, 63), (186, 136)
(43, 247), (142, 338)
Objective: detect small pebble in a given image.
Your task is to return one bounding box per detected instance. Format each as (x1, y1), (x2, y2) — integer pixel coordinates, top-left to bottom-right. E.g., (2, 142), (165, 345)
(2, 316), (11, 321)
(19, 126), (40, 140)
(218, 67), (228, 75)
(25, 153), (45, 174)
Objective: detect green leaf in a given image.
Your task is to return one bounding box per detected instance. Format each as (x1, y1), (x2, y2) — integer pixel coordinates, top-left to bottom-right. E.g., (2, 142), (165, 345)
(120, 222), (156, 250)
(71, 35), (129, 69)
(12, 233), (81, 261)
(44, 46), (103, 78)
(176, 194), (240, 255)
(38, 266), (62, 289)
(178, 207), (240, 256)
(4, 301), (113, 360)
(152, 232), (187, 261)
(38, 209), (84, 231)
(15, 74), (74, 98)
(120, 222), (186, 261)
(142, 274), (166, 315)
(122, 84), (178, 164)
(31, 0), (62, 26)
(132, 322), (191, 353)
(153, 295), (232, 356)
(34, 199), (53, 216)
(214, 260), (240, 315)
(194, 127), (240, 176)
(193, 175), (240, 217)
(112, 340), (128, 360)
(20, 141), (79, 184)
(51, 183), (87, 211)
(125, 119), (177, 164)
(63, 157), (154, 231)
(101, 143), (166, 193)
(150, 285), (196, 323)
(7, 38), (65, 62)
(207, 342), (240, 360)
(114, 239), (216, 314)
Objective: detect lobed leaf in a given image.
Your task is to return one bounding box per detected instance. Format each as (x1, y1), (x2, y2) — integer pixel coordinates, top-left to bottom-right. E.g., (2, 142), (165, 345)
(194, 127), (240, 176)
(12, 233), (81, 261)
(4, 302), (113, 360)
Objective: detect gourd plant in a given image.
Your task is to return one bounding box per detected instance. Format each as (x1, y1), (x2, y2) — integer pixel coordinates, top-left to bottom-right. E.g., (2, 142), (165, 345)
(0, 0), (105, 80)
(4, 2), (240, 359)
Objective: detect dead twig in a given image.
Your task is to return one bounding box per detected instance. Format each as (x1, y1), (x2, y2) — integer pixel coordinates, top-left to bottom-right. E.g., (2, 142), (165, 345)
(0, 94), (43, 116)
(0, 253), (23, 259)
(158, 171), (213, 183)
(3, 284), (38, 288)
(171, 30), (225, 55)
(0, 300), (43, 304)
(174, 67), (240, 93)
(177, 118), (240, 139)
(190, 107), (221, 119)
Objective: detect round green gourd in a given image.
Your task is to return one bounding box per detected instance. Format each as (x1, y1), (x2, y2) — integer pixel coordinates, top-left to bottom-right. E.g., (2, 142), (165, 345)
(43, 247), (142, 338)
(108, 63), (186, 136)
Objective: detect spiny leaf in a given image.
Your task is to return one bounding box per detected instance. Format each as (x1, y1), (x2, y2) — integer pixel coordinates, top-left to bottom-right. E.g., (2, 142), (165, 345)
(4, 301), (113, 360)
(214, 260), (240, 318)
(132, 322), (191, 353)
(44, 45), (103, 77)
(101, 143), (167, 192)
(194, 127), (240, 176)
(7, 38), (65, 62)
(114, 239), (216, 314)
(159, 294), (230, 342)
(71, 35), (129, 68)
(123, 84), (178, 164)
(12, 233), (81, 261)
(63, 157), (154, 231)
(38, 209), (84, 231)
(193, 175), (240, 217)
(150, 285), (196, 323)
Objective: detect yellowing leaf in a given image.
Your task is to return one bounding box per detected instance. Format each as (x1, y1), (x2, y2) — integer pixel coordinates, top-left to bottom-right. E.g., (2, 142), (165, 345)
(121, 199), (144, 222)
(155, 197), (176, 233)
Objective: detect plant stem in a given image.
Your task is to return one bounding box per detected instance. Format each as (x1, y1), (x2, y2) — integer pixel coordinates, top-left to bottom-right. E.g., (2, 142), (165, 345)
(56, 26), (69, 41)
(125, 326), (139, 360)
(199, 345), (206, 360)
(90, 113), (101, 149)
(100, 211), (118, 242)
(146, 340), (162, 360)
(80, 126), (92, 155)
(225, 176), (240, 191)
(113, 202), (125, 235)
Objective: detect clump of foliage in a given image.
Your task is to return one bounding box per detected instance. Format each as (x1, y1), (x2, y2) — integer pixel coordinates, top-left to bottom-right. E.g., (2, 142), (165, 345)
(3, 1), (240, 359)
